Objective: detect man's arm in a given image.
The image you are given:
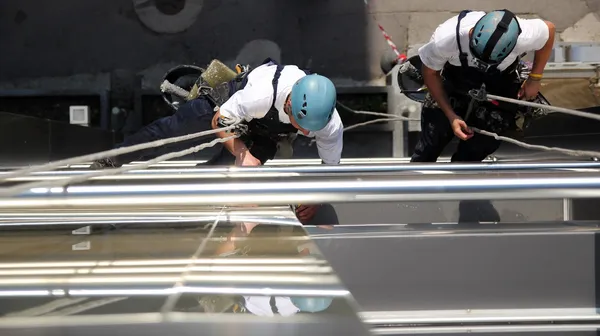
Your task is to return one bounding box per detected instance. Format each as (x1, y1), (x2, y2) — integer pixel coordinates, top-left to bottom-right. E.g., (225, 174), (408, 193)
(529, 21), (555, 76)
(314, 111), (343, 165)
(211, 109), (251, 159)
(422, 66), (456, 121)
(419, 38), (473, 140)
(212, 88), (271, 166)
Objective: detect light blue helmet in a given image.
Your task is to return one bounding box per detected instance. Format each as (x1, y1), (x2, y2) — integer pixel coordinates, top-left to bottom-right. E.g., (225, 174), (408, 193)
(290, 74), (336, 132)
(290, 296), (334, 313)
(469, 10), (522, 64)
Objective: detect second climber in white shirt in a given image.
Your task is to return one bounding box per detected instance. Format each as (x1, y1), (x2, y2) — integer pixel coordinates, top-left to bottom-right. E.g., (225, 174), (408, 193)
(412, 9), (555, 162)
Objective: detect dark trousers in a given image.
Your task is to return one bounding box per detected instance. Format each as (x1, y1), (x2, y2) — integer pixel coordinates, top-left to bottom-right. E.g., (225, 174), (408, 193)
(411, 72), (520, 163)
(113, 98), (277, 166)
(411, 106), (504, 162)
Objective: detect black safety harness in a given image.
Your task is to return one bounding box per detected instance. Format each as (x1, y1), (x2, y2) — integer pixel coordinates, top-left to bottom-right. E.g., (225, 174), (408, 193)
(226, 58), (306, 141)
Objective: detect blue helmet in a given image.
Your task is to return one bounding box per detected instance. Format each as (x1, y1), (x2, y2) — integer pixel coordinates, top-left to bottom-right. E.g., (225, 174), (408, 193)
(290, 297), (334, 313)
(469, 10), (522, 64)
(290, 74), (336, 132)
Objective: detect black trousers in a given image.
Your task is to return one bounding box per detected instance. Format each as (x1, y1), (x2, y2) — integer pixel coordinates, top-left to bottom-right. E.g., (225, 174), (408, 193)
(411, 68), (521, 163)
(112, 98), (278, 166)
(411, 104), (505, 162)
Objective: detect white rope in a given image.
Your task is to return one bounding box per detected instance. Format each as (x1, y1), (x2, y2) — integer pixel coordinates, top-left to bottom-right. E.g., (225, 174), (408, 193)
(343, 117), (410, 131)
(0, 125), (238, 181)
(485, 93), (600, 122)
(46, 297), (128, 316)
(472, 128), (600, 158)
(0, 135), (238, 198)
(160, 206), (224, 313)
(336, 101), (401, 119)
(339, 98), (600, 159)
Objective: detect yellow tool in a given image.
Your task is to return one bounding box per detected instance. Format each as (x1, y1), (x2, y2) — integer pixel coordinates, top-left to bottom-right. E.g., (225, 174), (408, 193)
(235, 64), (244, 74)
(200, 59), (237, 88)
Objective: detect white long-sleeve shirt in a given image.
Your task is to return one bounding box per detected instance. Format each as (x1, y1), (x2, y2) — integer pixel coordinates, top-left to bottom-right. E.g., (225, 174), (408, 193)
(219, 63), (344, 164)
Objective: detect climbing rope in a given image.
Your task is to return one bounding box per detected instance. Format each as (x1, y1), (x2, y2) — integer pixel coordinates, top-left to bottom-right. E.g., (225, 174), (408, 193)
(482, 91), (600, 122)
(0, 135), (238, 198)
(472, 128), (600, 158)
(0, 124), (240, 181)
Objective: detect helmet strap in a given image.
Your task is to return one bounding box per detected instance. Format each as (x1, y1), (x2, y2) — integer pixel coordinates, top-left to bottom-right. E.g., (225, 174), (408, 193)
(284, 95), (292, 116)
(479, 10), (521, 63)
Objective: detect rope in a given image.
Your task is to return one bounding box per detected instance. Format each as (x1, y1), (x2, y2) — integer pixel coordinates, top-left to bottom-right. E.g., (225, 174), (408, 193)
(343, 117), (406, 131)
(485, 93), (600, 122)
(0, 135), (238, 198)
(0, 125), (238, 182)
(472, 128), (600, 158)
(160, 206), (224, 313)
(363, 0), (406, 63)
(336, 100), (418, 131)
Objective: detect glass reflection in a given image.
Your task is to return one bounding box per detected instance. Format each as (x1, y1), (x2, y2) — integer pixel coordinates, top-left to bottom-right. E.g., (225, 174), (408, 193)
(0, 214), (365, 334)
(178, 221), (345, 316)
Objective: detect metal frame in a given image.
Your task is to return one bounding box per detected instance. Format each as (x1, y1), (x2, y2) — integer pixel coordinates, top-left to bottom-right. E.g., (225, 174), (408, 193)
(3, 161), (600, 182)
(2, 171), (600, 211)
(365, 308), (600, 334)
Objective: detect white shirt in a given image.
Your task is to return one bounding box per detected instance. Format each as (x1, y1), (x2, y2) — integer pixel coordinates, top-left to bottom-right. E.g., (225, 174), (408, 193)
(244, 296), (300, 317)
(219, 63), (344, 165)
(418, 11), (550, 72)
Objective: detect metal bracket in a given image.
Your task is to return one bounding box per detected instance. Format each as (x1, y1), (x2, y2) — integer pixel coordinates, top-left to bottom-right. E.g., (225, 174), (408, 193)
(468, 84), (488, 102)
(465, 84), (487, 121)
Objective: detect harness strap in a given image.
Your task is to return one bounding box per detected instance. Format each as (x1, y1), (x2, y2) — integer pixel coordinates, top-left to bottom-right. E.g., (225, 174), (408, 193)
(269, 296), (279, 314)
(456, 10), (471, 70)
(270, 65), (284, 112)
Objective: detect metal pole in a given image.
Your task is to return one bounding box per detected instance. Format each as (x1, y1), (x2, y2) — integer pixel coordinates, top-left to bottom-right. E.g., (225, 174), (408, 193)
(2, 171), (600, 211)
(4, 154), (589, 171)
(563, 198), (573, 221)
(4, 162), (600, 182)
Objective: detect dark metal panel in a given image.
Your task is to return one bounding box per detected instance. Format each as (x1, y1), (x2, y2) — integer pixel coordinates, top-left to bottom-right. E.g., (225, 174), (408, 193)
(311, 231), (595, 311)
(0, 112), (115, 165)
(0, 113), (50, 165)
(49, 120), (114, 161)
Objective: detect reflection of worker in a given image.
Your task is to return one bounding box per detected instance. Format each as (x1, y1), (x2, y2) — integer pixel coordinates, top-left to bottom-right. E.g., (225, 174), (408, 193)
(207, 222), (334, 316)
(243, 296), (333, 316)
(412, 10), (555, 162)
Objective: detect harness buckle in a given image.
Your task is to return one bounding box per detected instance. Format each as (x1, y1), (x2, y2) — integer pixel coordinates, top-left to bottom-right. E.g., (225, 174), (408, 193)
(233, 123), (249, 135)
(468, 84), (488, 102)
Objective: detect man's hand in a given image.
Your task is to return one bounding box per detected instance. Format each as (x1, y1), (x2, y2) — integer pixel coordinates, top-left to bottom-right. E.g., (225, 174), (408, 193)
(449, 115), (473, 141)
(518, 78), (542, 101)
(236, 150), (261, 166)
(295, 204), (320, 223)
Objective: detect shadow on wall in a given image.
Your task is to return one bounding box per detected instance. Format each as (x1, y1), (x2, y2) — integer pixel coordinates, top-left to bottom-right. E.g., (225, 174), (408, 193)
(0, 0), (370, 81)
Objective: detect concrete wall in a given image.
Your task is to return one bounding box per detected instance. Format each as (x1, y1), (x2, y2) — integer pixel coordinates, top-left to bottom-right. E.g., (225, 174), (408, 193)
(1, 0), (600, 89)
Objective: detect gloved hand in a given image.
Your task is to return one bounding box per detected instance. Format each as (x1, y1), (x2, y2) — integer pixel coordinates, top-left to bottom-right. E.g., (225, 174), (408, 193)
(89, 158), (119, 169)
(294, 204), (321, 224)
